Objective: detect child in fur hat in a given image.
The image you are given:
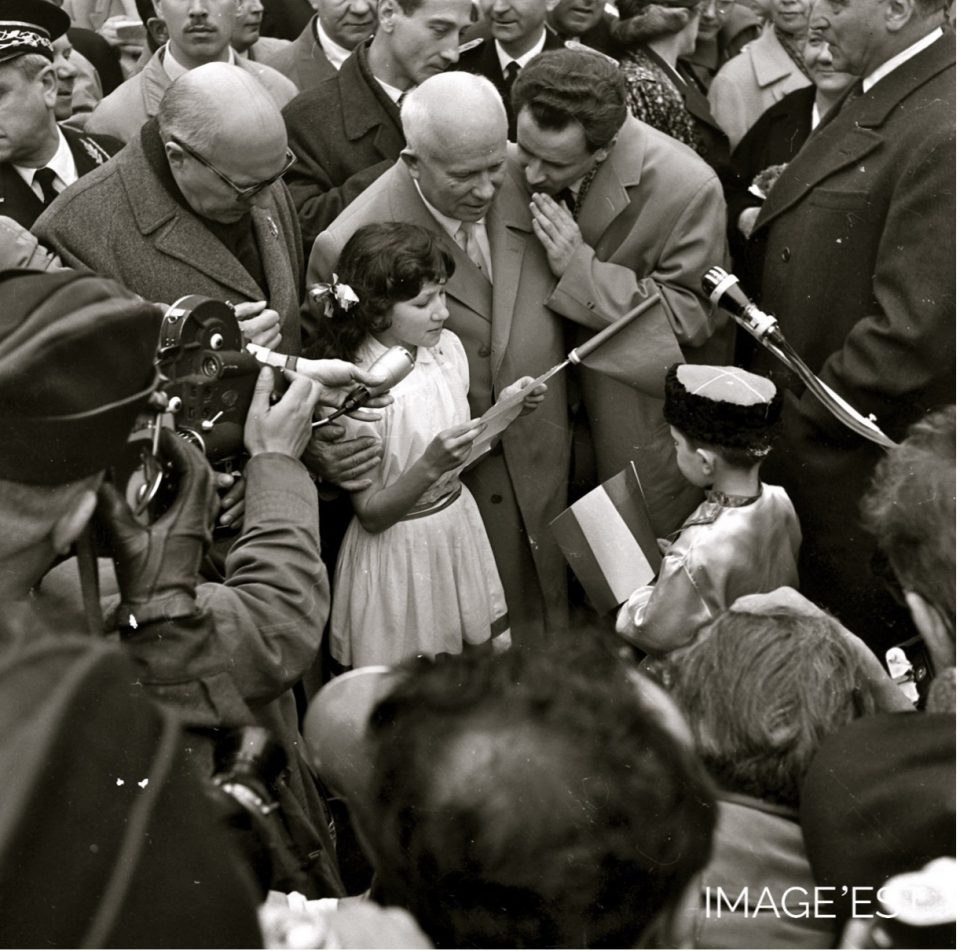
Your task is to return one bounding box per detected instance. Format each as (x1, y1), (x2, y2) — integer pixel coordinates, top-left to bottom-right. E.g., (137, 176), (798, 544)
(616, 363), (801, 655)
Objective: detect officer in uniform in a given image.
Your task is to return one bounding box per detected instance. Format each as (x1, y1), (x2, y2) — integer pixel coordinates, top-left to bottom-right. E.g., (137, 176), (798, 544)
(0, 0), (120, 229)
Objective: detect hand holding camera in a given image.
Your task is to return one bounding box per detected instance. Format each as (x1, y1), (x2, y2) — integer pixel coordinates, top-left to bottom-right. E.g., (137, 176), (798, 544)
(235, 301), (283, 351)
(244, 367), (324, 460)
(97, 428), (216, 627)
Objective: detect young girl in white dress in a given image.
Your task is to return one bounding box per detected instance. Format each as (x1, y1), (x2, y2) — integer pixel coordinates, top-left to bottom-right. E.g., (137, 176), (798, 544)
(315, 223), (545, 667)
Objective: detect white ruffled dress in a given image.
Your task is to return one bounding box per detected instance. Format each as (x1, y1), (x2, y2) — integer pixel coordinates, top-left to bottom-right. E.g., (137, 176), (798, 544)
(329, 331), (509, 667)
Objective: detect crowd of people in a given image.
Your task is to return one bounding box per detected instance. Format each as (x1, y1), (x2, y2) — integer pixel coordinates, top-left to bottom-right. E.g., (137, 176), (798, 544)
(0, 0), (954, 943)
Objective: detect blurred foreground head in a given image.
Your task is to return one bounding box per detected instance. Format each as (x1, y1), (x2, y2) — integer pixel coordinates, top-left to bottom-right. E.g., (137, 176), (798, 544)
(862, 405), (956, 673)
(357, 640), (716, 948)
(666, 587), (874, 809)
(0, 269), (161, 593)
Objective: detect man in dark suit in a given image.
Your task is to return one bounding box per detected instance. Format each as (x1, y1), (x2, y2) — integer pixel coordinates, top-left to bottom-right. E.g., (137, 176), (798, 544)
(283, 0), (473, 252)
(262, 0), (378, 91)
(0, 1), (119, 229)
(456, 0), (565, 138)
(747, 0), (955, 653)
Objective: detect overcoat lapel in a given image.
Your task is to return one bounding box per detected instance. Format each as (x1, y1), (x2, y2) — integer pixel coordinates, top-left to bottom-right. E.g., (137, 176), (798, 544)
(385, 162), (493, 319)
(756, 34), (955, 231)
(120, 148), (263, 300)
(253, 206), (295, 306)
(753, 124), (882, 230)
(576, 118), (644, 247)
(487, 180), (529, 382)
(154, 214), (263, 299)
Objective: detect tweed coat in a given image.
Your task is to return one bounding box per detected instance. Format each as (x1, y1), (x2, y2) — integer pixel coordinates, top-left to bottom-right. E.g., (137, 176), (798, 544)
(535, 115), (729, 534)
(261, 16), (338, 91)
(34, 131), (304, 355)
(84, 46), (298, 143)
(708, 23), (810, 148)
(0, 125), (120, 231)
(746, 32), (956, 651)
(307, 159), (571, 647)
(283, 39), (404, 253)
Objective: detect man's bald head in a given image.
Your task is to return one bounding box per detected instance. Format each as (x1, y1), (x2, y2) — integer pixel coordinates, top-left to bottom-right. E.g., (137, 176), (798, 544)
(402, 71), (507, 160)
(400, 72), (508, 221)
(158, 64), (290, 224)
(158, 62), (286, 155)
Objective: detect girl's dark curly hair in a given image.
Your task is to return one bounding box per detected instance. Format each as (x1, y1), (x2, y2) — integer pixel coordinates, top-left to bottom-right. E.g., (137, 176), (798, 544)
(309, 222), (455, 363)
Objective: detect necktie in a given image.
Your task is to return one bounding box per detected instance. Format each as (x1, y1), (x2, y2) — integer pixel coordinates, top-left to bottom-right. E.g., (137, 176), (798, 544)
(503, 60), (520, 99)
(555, 188), (575, 213)
(455, 221), (491, 281)
(33, 167), (60, 207)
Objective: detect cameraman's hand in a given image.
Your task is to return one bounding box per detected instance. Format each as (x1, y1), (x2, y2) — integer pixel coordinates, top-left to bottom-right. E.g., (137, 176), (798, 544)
(244, 366), (322, 459)
(302, 422), (382, 491)
(96, 428), (215, 615)
(294, 357), (395, 415)
(216, 471), (246, 528)
(235, 300), (282, 350)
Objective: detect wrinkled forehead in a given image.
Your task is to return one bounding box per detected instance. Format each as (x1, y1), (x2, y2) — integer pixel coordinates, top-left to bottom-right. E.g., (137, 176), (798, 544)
(420, 133), (507, 173)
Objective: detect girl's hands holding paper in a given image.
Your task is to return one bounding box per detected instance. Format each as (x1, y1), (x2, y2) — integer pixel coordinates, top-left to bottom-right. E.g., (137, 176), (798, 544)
(498, 377), (547, 416)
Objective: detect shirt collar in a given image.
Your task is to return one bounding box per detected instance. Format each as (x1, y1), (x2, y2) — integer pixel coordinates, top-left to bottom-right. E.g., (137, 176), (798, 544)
(375, 76), (405, 103)
(414, 180), (485, 235)
(862, 26), (942, 92)
(313, 16), (352, 69)
(162, 41), (236, 81)
(13, 126), (76, 190)
(810, 100), (821, 129)
(494, 27), (547, 73)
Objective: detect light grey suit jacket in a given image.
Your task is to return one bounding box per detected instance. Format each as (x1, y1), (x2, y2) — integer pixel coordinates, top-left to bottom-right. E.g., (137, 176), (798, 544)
(308, 160), (571, 646)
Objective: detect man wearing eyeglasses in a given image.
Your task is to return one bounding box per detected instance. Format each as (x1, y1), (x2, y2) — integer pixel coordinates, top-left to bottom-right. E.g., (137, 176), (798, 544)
(36, 62), (303, 355)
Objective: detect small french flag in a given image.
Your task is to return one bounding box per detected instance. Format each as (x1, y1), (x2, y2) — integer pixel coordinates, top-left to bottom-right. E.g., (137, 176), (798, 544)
(550, 462), (663, 615)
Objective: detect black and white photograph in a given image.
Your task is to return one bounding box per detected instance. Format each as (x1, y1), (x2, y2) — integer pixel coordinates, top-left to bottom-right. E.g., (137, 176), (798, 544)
(0, 0), (953, 943)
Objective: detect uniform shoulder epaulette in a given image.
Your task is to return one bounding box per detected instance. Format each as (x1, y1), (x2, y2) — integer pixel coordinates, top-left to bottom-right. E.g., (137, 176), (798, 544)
(458, 36), (485, 54)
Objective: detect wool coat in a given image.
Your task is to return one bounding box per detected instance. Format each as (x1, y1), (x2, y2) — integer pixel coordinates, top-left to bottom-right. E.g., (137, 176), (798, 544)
(261, 16), (339, 92)
(283, 39), (404, 253)
(747, 32), (956, 652)
(34, 130), (304, 355)
(709, 24), (811, 148)
(84, 46), (297, 143)
(534, 115), (730, 535)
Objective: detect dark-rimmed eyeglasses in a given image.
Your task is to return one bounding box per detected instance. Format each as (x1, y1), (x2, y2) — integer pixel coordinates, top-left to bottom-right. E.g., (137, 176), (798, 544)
(169, 136), (296, 200)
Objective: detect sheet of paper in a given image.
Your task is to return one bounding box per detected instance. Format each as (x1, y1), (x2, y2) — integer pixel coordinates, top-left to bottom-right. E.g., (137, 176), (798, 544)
(461, 362), (566, 469)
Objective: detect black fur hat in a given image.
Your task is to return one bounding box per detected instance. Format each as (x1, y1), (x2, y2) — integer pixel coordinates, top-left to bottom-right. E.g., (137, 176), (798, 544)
(663, 363), (782, 454)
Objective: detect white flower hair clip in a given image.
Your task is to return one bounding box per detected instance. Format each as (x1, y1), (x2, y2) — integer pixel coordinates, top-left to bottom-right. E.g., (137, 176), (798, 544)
(308, 274), (360, 318)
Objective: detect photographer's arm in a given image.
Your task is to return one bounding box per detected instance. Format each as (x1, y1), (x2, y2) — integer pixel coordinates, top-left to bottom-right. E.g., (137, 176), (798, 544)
(97, 429), (253, 729)
(196, 369), (332, 705)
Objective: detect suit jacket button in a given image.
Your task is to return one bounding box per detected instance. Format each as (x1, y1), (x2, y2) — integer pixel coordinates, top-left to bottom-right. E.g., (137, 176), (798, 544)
(478, 345), (492, 357)
(780, 247), (791, 262)
(490, 494), (503, 503)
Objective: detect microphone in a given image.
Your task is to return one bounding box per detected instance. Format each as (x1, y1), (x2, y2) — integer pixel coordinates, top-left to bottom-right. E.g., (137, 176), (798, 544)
(702, 267), (780, 342)
(312, 345), (415, 428)
(340, 345), (415, 412)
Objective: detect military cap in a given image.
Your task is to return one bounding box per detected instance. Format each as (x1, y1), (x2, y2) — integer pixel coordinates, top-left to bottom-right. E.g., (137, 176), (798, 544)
(0, 0), (69, 64)
(0, 269), (162, 485)
(663, 363), (781, 453)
